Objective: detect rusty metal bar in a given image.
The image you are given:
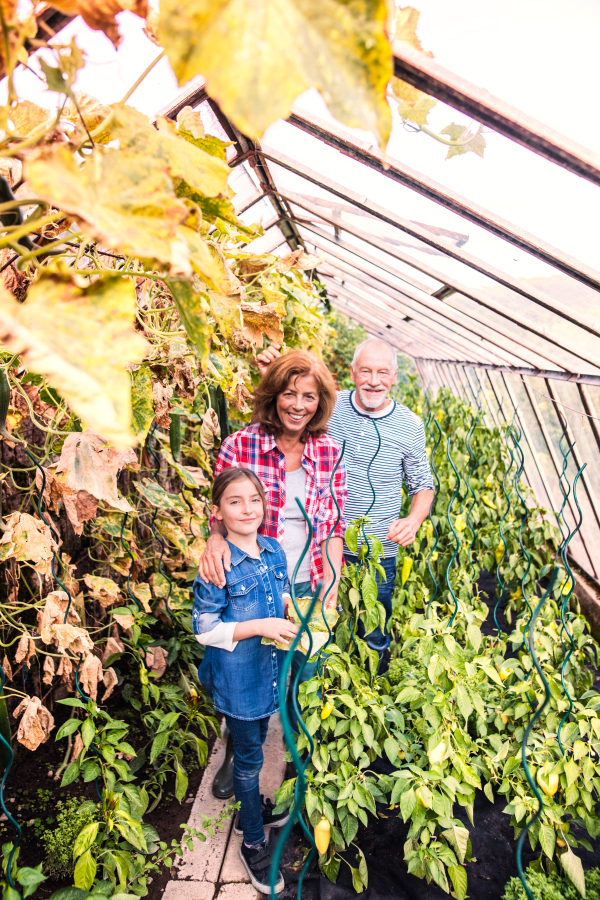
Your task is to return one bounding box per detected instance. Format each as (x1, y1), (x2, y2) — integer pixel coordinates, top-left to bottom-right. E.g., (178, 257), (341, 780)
(413, 358), (600, 387)
(392, 41), (600, 189)
(260, 149), (600, 368)
(288, 107), (600, 294)
(326, 293), (434, 359)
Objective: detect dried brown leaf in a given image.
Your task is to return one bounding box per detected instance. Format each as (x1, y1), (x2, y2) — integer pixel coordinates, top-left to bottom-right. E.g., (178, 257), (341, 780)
(42, 656), (55, 685)
(47, 0), (148, 47)
(13, 695), (54, 751)
(2, 656), (12, 681)
(50, 623), (93, 656)
(84, 574), (121, 608)
(102, 666), (118, 700)
(14, 634), (36, 665)
(200, 408), (220, 451)
(148, 645), (168, 678)
(0, 512), (57, 577)
(79, 653), (103, 701)
(38, 590), (80, 645)
(101, 636), (124, 663)
(152, 380), (173, 427)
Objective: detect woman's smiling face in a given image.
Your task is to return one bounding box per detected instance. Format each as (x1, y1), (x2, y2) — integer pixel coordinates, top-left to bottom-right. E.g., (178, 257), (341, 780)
(276, 373), (320, 438)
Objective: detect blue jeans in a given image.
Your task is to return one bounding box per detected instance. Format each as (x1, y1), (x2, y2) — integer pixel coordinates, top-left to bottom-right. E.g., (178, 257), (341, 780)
(225, 714), (270, 845)
(345, 553), (398, 652)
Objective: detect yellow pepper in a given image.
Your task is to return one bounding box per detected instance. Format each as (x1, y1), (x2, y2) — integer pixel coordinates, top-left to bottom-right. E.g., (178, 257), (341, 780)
(428, 741), (446, 766)
(415, 787), (432, 808)
(321, 701), (334, 720)
(537, 771), (559, 797)
(454, 514), (466, 533)
(425, 520), (434, 539)
(482, 495), (497, 510)
(430, 551), (438, 562)
(499, 667), (512, 681)
(314, 817), (331, 855)
(401, 557), (413, 586)
(485, 474), (494, 488)
(495, 542), (505, 564)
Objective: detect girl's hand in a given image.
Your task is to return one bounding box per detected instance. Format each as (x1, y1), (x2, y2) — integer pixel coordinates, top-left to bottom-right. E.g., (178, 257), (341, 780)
(258, 617), (299, 646)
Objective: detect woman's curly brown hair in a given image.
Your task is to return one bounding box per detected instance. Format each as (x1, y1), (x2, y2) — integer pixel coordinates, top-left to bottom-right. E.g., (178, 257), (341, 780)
(252, 350), (337, 440)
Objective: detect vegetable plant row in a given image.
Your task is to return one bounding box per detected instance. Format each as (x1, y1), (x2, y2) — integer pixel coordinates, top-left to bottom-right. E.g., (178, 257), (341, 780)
(276, 378), (599, 900)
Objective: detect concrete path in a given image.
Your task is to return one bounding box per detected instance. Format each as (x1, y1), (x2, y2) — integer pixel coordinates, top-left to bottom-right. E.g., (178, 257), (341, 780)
(162, 715), (287, 900)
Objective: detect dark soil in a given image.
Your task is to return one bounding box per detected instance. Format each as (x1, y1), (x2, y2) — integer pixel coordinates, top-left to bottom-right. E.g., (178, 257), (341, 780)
(0, 691), (217, 900)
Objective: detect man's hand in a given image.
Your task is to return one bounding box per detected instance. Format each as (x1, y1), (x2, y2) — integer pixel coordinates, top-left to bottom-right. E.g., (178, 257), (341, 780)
(198, 533), (231, 587)
(387, 516), (420, 547)
(256, 617), (299, 646)
(256, 342), (282, 377)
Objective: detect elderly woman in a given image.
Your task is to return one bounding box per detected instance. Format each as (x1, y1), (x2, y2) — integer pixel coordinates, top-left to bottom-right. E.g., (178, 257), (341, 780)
(198, 349), (347, 797)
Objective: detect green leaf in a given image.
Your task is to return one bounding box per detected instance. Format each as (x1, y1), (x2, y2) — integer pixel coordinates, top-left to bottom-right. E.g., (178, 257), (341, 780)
(447, 864), (468, 900)
(175, 763), (189, 803)
(131, 368), (155, 439)
(397, 94), (437, 126)
(484, 782), (494, 804)
(560, 848), (586, 898)
(56, 718), (82, 740)
(157, 0), (393, 149)
(466, 623), (481, 651)
(165, 279), (212, 369)
(384, 737), (399, 765)
(456, 685), (473, 723)
(61, 761), (80, 787)
(73, 850), (97, 892)
(81, 718), (95, 750)
(47, 889), (89, 900)
(345, 524), (358, 554)
(442, 825), (470, 864)
(539, 824), (555, 860)
(150, 730), (170, 763)
(17, 863), (47, 899)
(400, 787), (416, 822)
(565, 759), (579, 787)
(73, 822), (100, 860)
(440, 123), (486, 161)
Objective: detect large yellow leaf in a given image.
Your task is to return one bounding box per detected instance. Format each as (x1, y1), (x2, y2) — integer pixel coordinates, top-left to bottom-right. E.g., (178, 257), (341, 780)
(47, 0), (148, 46)
(157, 0), (392, 148)
(0, 274), (149, 446)
(26, 144), (190, 270)
(391, 7), (436, 117)
(110, 106), (230, 200)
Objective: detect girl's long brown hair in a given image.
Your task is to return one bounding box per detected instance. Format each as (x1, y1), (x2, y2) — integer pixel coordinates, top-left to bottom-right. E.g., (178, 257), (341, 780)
(252, 350), (337, 440)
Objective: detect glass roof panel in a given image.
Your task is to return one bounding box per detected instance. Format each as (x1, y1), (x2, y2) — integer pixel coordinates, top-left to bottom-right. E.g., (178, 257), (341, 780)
(243, 224), (286, 255)
(263, 121), (600, 360)
(264, 153), (600, 371)
(406, 0), (600, 152)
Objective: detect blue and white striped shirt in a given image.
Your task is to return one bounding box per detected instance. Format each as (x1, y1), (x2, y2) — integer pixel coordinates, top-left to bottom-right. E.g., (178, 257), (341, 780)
(328, 391), (434, 558)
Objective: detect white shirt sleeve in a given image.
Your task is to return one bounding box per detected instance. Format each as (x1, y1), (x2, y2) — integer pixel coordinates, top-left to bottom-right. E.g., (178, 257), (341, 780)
(194, 621), (238, 652)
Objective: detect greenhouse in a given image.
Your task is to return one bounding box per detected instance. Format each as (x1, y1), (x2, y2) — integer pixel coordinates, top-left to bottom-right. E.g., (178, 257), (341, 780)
(0, 3), (599, 900)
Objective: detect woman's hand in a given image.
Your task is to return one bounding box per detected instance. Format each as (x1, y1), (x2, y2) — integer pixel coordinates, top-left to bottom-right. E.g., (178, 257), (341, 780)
(256, 617), (299, 646)
(256, 342), (282, 377)
(198, 533), (231, 587)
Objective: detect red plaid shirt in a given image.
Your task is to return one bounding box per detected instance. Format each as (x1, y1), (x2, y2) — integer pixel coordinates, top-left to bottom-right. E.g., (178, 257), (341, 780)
(213, 424), (347, 590)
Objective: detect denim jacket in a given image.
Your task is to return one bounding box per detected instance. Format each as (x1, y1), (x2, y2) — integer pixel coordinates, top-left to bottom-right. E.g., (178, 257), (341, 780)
(192, 535), (290, 720)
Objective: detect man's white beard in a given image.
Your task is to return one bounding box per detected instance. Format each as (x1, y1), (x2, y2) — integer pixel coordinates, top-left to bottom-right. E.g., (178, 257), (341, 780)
(357, 385), (388, 410)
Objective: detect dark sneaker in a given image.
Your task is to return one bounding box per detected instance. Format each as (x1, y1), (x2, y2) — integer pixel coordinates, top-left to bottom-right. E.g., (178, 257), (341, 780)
(234, 796), (290, 836)
(239, 840), (284, 894)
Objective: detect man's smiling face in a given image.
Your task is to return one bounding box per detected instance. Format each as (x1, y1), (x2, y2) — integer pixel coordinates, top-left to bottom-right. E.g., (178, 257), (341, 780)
(351, 342), (398, 412)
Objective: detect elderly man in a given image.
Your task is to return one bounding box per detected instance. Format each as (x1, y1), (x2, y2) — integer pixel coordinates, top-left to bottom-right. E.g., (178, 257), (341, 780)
(255, 337), (434, 663)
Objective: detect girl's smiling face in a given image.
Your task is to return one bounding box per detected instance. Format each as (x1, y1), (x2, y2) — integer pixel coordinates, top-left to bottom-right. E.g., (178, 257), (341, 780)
(212, 476), (265, 537)
(276, 373), (320, 438)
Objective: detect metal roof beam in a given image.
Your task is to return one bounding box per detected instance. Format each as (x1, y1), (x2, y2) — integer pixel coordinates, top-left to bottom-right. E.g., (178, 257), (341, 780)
(288, 107), (600, 295)
(301, 223), (547, 369)
(392, 41), (600, 189)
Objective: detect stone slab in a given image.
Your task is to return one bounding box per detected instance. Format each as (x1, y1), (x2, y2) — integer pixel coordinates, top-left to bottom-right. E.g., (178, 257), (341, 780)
(175, 731), (236, 883)
(216, 884), (261, 900)
(162, 881), (216, 900)
(220, 715), (287, 884)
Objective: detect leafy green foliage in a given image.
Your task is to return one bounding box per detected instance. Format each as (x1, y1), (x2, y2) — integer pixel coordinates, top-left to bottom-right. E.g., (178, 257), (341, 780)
(503, 867), (600, 900)
(42, 799), (100, 880)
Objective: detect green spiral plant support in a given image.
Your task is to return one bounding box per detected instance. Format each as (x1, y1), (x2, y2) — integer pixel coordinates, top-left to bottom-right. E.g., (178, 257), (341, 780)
(0, 663), (22, 900)
(493, 431), (516, 636)
(458, 411), (472, 514)
(516, 566), (560, 900)
(557, 465), (585, 756)
(316, 441), (345, 678)
(464, 415), (479, 577)
(445, 436), (461, 627)
(425, 419), (442, 618)
(119, 514), (147, 665)
(23, 446), (74, 624)
(145, 423), (177, 630)
(358, 414), (382, 559)
(509, 428), (534, 650)
(555, 431), (576, 656)
(269, 499), (320, 900)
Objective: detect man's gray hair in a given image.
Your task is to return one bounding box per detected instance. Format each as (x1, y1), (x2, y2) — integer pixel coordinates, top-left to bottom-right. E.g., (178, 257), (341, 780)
(351, 338), (398, 371)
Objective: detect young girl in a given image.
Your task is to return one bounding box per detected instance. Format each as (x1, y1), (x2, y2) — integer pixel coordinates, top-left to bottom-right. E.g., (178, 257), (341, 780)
(192, 467), (298, 894)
